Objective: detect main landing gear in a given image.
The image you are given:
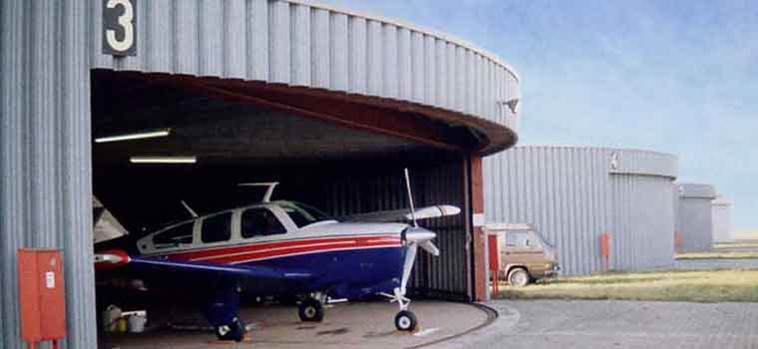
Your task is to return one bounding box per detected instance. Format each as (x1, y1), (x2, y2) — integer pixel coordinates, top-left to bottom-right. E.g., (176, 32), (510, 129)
(298, 292), (326, 322)
(215, 317), (246, 342)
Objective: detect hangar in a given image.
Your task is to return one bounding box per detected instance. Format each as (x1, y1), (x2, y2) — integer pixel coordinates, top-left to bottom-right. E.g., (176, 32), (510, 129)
(712, 195), (733, 243)
(0, 0), (520, 347)
(483, 146), (679, 275)
(675, 183), (717, 252)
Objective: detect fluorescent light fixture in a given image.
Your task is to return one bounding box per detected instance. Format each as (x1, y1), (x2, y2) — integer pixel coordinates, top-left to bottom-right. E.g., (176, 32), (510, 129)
(95, 128), (171, 143)
(129, 156), (196, 164)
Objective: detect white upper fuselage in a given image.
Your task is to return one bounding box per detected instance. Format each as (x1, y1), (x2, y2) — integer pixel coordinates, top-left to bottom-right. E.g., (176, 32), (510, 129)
(136, 201), (408, 259)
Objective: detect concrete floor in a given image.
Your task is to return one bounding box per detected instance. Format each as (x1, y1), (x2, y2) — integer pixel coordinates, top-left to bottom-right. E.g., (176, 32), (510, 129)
(100, 300), (494, 348)
(438, 300), (758, 349)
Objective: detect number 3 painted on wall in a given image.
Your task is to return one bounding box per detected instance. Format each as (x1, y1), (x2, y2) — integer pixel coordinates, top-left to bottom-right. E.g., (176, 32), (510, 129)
(106, 0), (134, 52)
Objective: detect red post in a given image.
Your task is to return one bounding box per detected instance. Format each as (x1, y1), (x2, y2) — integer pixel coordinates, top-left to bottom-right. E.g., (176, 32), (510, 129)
(488, 234), (500, 295)
(600, 233), (610, 272)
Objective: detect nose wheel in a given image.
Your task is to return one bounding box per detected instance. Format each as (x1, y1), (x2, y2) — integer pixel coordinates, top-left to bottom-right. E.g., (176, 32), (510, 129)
(394, 310), (417, 332)
(379, 287), (419, 332)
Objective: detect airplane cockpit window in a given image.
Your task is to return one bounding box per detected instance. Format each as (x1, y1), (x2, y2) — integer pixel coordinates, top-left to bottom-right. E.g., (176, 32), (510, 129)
(241, 208), (286, 238)
(276, 201), (334, 228)
(153, 222), (194, 249)
(201, 212), (232, 244)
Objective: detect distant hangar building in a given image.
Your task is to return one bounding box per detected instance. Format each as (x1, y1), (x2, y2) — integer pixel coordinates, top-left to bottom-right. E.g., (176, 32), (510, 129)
(675, 183), (717, 252)
(483, 146), (679, 275)
(712, 195), (733, 243)
(0, 0), (520, 347)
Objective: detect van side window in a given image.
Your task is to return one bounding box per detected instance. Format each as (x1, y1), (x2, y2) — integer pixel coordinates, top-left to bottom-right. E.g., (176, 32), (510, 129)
(201, 212), (232, 243)
(506, 231), (531, 248)
(153, 222), (194, 248)
(241, 208), (286, 238)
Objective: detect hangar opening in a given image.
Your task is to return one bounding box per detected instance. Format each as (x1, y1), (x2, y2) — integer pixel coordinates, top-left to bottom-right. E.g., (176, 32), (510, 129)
(90, 70), (485, 340)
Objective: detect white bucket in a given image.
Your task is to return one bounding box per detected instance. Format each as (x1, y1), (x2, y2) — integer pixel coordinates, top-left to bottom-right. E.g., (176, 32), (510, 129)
(128, 314), (147, 333)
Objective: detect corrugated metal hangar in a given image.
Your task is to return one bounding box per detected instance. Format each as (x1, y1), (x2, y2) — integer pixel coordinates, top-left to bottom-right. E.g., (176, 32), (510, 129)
(712, 195), (733, 243)
(0, 0), (520, 347)
(483, 146), (679, 275)
(675, 183), (717, 252)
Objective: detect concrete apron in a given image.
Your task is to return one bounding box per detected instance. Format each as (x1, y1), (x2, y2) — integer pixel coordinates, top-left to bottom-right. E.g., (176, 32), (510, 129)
(100, 300), (495, 348)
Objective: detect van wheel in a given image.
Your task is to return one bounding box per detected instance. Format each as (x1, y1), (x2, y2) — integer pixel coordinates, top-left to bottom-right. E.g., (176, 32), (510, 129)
(508, 268), (530, 287)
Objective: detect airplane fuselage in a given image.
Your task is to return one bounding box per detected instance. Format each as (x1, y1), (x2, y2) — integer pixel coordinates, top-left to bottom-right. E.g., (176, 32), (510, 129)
(138, 220), (409, 299)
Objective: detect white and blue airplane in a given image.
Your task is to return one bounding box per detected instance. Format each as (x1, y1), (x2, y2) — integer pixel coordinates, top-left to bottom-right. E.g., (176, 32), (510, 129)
(95, 171), (459, 341)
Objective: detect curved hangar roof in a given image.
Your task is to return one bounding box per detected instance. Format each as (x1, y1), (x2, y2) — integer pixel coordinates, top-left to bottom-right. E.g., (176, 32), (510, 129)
(90, 0), (520, 155)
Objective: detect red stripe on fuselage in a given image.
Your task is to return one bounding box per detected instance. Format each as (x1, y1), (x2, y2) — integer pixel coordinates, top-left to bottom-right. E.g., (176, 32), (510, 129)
(212, 240), (401, 264)
(150, 234), (402, 263)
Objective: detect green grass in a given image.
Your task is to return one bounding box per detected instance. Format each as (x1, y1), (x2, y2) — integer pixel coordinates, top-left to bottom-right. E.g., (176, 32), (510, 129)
(496, 269), (758, 303)
(713, 241), (758, 250)
(676, 251), (758, 260)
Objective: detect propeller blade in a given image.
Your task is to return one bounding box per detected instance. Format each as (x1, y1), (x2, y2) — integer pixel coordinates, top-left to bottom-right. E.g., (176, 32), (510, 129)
(419, 240), (440, 256)
(403, 205), (461, 221)
(404, 168), (418, 228)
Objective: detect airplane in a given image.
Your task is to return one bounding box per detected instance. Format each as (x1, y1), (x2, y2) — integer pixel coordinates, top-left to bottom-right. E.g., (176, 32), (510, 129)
(94, 170), (460, 342)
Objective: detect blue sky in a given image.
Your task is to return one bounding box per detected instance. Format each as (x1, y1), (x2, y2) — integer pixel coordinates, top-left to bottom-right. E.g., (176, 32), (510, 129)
(323, 0), (758, 230)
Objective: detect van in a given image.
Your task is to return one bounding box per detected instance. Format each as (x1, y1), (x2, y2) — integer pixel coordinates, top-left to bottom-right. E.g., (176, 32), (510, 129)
(486, 223), (559, 287)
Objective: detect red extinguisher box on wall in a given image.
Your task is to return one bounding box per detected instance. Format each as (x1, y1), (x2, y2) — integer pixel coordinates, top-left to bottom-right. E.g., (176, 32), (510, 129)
(17, 249), (67, 344)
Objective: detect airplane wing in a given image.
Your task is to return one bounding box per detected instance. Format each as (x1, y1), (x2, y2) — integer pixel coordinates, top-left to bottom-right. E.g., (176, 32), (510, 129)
(95, 250), (313, 281)
(342, 205), (461, 223)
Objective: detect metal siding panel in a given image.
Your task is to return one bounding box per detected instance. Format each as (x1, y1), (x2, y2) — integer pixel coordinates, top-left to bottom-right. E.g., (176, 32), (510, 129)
(290, 3), (310, 86)
(147, 0), (171, 72)
(175, 0), (199, 75)
(269, 0), (290, 83)
(424, 35), (435, 105)
(366, 20), (382, 96)
(396, 27), (411, 100)
(348, 15), (367, 94)
(199, 0), (223, 77)
(410, 31), (424, 103)
(329, 12), (348, 91)
(446, 43), (456, 110)
(2, 1), (97, 348)
(381, 24), (398, 98)
(224, 0), (246, 79)
(249, 0), (269, 81)
(310, 8), (329, 88)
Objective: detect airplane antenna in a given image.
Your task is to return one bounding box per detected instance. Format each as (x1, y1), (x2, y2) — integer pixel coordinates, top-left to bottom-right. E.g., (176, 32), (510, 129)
(180, 200), (198, 218)
(238, 182), (279, 202)
(404, 168), (418, 228)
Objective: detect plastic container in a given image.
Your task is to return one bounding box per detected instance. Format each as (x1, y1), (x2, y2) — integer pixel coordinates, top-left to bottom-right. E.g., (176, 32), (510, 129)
(128, 314), (147, 333)
(102, 305), (122, 332)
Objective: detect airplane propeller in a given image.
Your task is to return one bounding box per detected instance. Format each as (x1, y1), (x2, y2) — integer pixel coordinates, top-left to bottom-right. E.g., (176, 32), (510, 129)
(401, 168), (441, 257)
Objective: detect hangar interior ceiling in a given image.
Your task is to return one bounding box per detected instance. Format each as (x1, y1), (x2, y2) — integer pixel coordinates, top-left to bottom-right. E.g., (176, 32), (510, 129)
(92, 70), (485, 165)
(91, 71), (471, 300)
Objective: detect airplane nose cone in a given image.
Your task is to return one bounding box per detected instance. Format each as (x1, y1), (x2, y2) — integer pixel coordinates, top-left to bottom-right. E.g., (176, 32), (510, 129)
(404, 227), (436, 242)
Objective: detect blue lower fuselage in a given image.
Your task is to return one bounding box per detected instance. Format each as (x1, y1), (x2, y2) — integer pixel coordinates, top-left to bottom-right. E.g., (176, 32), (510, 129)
(239, 246), (406, 299)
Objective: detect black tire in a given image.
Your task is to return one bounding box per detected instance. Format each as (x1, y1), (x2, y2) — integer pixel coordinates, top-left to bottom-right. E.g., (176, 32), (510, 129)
(394, 310), (417, 332)
(215, 317), (246, 342)
(508, 267), (530, 287)
(298, 298), (324, 322)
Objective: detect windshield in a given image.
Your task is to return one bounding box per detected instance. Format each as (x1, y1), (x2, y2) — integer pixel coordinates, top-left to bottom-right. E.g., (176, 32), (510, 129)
(276, 201), (335, 228)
